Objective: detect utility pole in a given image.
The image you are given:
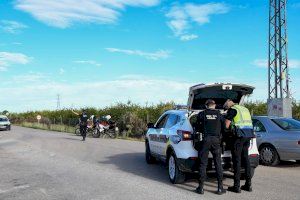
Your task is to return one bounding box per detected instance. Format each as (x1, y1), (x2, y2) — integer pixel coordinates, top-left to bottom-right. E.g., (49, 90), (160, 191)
(268, 0), (292, 117)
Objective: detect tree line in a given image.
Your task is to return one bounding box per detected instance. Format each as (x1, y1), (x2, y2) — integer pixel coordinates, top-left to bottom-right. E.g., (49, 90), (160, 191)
(7, 101), (300, 138)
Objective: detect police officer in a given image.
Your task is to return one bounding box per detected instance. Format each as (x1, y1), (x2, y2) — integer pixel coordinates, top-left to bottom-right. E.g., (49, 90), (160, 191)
(72, 109), (89, 141)
(195, 99), (226, 195)
(224, 99), (255, 193)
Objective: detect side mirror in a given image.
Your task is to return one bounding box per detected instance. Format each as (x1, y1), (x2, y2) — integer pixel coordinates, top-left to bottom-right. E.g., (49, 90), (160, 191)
(147, 123), (155, 129)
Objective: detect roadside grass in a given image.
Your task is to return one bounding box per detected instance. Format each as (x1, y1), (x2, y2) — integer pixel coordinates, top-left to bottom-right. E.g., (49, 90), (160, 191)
(19, 122), (75, 133)
(16, 122), (144, 142)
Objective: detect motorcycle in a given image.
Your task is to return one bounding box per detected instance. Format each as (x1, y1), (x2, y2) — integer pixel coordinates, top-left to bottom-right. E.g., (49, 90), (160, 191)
(92, 115), (119, 138)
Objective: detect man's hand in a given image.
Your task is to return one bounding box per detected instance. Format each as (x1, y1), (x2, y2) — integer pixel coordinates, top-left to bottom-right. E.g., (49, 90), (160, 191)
(225, 119), (231, 129)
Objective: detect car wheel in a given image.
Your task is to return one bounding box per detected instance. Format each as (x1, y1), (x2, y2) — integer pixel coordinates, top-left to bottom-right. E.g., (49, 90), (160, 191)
(259, 145), (280, 166)
(168, 152), (185, 184)
(145, 141), (156, 164)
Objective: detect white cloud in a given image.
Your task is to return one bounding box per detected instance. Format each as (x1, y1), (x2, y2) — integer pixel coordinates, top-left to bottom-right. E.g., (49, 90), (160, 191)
(253, 59), (300, 69)
(0, 52), (32, 71)
(0, 20), (28, 34)
(180, 34), (198, 41)
(106, 48), (170, 60)
(74, 60), (102, 67)
(14, 0), (160, 28)
(166, 3), (229, 40)
(184, 3), (229, 25)
(13, 72), (46, 82)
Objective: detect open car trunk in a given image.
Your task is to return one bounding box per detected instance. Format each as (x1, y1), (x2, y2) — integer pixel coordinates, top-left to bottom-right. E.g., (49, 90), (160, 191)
(187, 83), (254, 111)
(188, 83), (255, 152)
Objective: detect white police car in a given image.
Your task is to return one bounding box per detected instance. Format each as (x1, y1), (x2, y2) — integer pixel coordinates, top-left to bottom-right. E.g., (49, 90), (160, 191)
(145, 83), (259, 184)
(0, 115), (11, 131)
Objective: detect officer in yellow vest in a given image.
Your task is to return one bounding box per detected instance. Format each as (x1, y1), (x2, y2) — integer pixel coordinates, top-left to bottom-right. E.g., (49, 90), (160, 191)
(224, 99), (255, 193)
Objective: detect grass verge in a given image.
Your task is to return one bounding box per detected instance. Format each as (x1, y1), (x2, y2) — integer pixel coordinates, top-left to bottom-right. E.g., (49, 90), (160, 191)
(15, 122), (144, 142)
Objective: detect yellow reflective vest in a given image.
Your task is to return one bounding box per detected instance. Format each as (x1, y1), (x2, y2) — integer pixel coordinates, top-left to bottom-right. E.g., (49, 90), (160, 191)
(231, 105), (253, 129)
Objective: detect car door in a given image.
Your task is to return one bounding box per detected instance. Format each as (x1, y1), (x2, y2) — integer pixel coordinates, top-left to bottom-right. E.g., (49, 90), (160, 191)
(156, 114), (179, 157)
(149, 114), (168, 155)
(253, 119), (267, 146)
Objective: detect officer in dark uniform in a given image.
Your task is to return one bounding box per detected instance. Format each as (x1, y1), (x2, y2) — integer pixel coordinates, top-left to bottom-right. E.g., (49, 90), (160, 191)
(72, 109), (89, 141)
(195, 99), (226, 195)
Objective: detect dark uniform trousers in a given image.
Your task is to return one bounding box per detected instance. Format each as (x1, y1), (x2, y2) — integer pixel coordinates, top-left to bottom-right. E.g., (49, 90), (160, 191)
(80, 125), (87, 139)
(231, 137), (251, 186)
(198, 136), (223, 185)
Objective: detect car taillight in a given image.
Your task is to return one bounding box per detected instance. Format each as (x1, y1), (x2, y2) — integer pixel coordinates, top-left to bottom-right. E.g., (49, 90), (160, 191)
(249, 154), (258, 158)
(177, 130), (192, 141)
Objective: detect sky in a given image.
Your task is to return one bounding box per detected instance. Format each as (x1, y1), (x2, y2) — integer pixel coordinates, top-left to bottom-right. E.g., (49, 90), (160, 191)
(0, 0), (300, 112)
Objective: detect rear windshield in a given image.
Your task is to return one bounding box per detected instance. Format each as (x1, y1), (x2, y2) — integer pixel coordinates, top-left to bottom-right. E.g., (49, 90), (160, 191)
(192, 90), (243, 110)
(271, 118), (300, 131)
(0, 117), (8, 122)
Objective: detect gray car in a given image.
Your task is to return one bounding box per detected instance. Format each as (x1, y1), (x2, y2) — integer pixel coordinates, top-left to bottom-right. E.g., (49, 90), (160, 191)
(253, 116), (300, 166)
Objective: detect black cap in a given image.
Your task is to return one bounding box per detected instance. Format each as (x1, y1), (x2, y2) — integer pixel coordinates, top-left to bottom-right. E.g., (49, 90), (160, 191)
(205, 99), (216, 106)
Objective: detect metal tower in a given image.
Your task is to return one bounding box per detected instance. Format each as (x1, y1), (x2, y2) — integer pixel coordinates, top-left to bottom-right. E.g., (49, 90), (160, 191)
(268, 0), (292, 117)
(57, 94), (61, 110)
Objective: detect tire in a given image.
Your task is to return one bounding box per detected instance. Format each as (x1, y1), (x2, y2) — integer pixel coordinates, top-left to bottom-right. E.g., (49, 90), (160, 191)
(86, 128), (93, 137)
(107, 130), (116, 139)
(145, 141), (156, 164)
(259, 145), (280, 166)
(92, 130), (100, 138)
(75, 128), (81, 136)
(167, 152), (185, 184)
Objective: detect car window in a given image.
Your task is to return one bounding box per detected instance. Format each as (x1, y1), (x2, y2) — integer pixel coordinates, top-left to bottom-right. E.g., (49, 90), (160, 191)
(253, 119), (266, 132)
(0, 117), (8, 122)
(271, 118), (300, 131)
(165, 114), (179, 129)
(156, 114), (168, 129)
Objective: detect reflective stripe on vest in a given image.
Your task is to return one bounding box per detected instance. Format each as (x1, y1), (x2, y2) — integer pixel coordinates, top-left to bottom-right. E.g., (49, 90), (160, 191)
(232, 105), (253, 129)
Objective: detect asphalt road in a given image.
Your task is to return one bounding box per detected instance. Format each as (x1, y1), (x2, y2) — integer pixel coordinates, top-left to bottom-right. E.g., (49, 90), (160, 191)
(0, 126), (300, 200)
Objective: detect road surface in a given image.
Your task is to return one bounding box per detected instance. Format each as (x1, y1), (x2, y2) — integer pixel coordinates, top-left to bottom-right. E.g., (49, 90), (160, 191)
(0, 126), (300, 200)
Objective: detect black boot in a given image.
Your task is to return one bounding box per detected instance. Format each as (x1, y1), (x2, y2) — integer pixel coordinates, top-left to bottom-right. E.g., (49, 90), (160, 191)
(217, 182), (226, 195)
(228, 182), (241, 193)
(241, 180), (252, 192)
(195, 182), (204, 195)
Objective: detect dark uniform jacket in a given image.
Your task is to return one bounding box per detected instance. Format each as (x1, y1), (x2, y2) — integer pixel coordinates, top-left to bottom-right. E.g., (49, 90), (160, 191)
(196, 108), (225, 138)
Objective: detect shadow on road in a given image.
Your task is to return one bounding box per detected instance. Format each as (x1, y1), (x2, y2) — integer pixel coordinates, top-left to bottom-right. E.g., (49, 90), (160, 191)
(275, 160), (300, 168)
(98, 152), (232, 194)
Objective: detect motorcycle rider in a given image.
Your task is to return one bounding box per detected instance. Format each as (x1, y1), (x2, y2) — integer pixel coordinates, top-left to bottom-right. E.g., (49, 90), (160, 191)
(72, 109), (89, 141)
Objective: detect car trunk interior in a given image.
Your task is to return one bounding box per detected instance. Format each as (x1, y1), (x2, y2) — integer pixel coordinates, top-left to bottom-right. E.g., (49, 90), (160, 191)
(188, 84), (254, 110)
(188, 84), (254, 151)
